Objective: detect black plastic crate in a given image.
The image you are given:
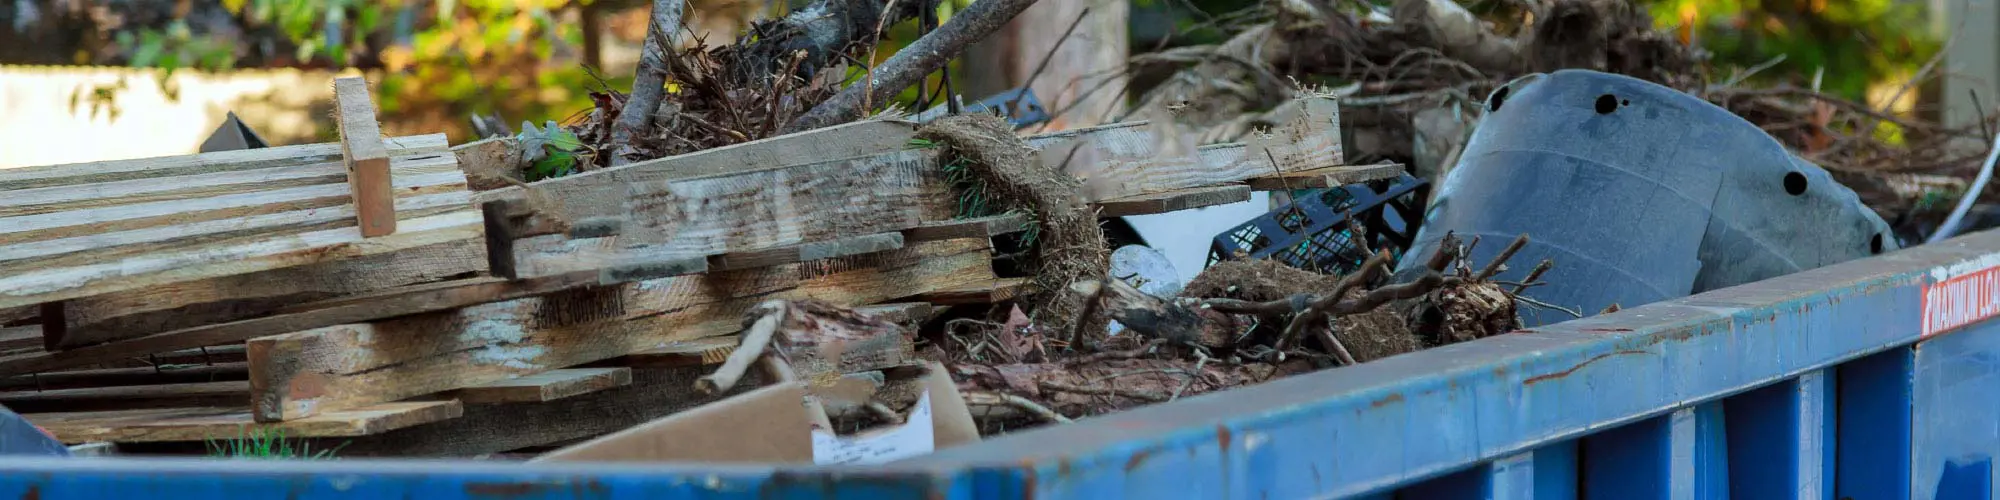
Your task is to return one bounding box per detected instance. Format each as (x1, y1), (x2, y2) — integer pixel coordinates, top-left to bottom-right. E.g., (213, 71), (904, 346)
(1207, 173), (1430, 275)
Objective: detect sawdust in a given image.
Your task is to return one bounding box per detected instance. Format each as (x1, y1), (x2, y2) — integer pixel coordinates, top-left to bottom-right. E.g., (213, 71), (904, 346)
(916, 114), (1112, 345)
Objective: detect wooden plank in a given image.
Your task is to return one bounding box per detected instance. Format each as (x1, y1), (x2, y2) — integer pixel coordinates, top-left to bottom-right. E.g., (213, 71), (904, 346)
(908, 278), (1033, 305)
(49, 237), (485, 350)
(333, 77), (397, 237)
(0, 134), (448, 191)
(0, 189), (468, 269)
(172, 367), (735, 457)
(86, 346), (248, 369)
(473, 120), (921, 220)
(0, 272), (604, 376)
(0, 210), (485, 311)
(0, 363), (246, 392)
(902, 213), (1031, 242)
(604, 337), (740, 368)
(0, 153), (461, 220)
(495, 149), (946, 279)
(453, 137), (524, 191)
(0, 381), (246, 413)
(1244, 163), (1405, 191)
(444, 368), (632, 404)
(0, 306), (32, 326)
(486, 98), (1340, 281)
(26, 400), (462, 444)
(1092, 185), (1253, 217)
(707, 232), (906, 271)
(619, 149), (936, 254)
(608, 303), (935, 367)
(1023, 95), (1342, 201)
(493, 96), (1339, 229)
(0, 157), (464, 249)
(0, 325), (40, 351)
(248, 237), (996, 422)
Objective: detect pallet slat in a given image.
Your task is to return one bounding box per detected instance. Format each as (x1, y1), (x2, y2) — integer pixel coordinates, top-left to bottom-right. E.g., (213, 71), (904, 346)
(1093, 185), (1254, 217)
(445, 368), (633, 404)
(1244, 163), (1404, 191)
(248, 238), (997, 422)
(26, 401), (463, 444)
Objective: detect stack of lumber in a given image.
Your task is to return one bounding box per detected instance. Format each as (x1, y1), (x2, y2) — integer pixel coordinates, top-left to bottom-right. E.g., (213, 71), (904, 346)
(0, 91), (1399, 457)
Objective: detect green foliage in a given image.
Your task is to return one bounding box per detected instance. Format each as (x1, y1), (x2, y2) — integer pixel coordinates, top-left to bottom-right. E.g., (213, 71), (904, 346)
(519, 119), (590, 180)
(114, 0), (599, 141)
(1639, 0), (1939, 101)
(206, 428), (345, 459)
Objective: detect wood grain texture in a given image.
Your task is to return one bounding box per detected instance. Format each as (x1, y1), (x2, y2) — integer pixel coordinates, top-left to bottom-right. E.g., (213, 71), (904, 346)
(608, 303), (934, 367)
(0, 211), (485, 311)
(496, 149), (946, 279)
(0, 363), (246, 392)
(708, 232), (906, 271)
(333, 77), (397, 237)
(472, 120), (920, 219)
(0, 134), (447, 192)
(907, 277), (1033, 305)
(1024, 96), (1342, 201)
(0, 272), (601, 375)
(49, 237), (484, 350)
(248, 238), (996, 422)
(444, 367), (632, 403)
(619, 149), (937, 255)
(1092, 185), (1253, 217)
(221, 367), (736, 457)
(1244, 163), (1404, 191)
(0, 381), (246, 413)
(901, 213), (1031, 242)
(25, 400), (461, 444)
(0, 156), (463, 248)
(452, 137), (524, 191)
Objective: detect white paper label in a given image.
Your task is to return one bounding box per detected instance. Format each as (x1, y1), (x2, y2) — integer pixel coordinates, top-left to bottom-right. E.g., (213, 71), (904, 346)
(811, 390), (935, 465)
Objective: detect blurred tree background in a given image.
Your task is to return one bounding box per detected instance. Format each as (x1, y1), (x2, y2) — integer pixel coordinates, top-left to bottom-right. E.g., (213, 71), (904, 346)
(0, 0), (1943, 141)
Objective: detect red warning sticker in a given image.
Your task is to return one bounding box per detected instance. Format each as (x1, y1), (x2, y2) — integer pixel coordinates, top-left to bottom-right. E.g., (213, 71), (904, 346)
(1922, 264), (2000, 337)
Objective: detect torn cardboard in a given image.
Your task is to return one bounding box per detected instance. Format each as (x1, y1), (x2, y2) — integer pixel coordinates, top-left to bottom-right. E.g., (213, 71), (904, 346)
(535, 361), (976, 464)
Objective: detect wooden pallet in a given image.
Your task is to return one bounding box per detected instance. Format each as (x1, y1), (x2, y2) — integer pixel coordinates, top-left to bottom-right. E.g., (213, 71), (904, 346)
(5, 78), (488, 353)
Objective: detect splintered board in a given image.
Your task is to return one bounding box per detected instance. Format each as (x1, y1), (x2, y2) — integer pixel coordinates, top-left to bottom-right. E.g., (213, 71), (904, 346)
(906, 278), (1033, 305)
(1022, 95), (1342, 201)
(248, 238), (997, 422)
(480, 97), (1345, 280)
(0, 273), (608, 377)
(442, 368), (633, 404)
(225, 367), (736, 457)
(0, 133), (485, 311)
(488, 147), (950, 279)
(0, 381), (247, 413)
(1093, 185), (1255, 217)
(1244, 163), (1405, 191)
(25, 401), (462, 444)
(45, 237), (487, 350)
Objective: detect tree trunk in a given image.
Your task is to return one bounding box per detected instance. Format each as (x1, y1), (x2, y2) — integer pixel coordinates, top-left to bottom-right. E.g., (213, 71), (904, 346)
(962, 0), (1129, 129)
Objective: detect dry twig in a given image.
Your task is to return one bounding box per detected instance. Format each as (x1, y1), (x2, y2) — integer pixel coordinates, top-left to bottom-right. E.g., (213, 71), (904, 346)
(696, 301), (787, 395)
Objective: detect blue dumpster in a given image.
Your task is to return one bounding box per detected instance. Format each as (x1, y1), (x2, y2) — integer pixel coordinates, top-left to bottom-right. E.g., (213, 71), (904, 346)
(11, 229), (2000, 498)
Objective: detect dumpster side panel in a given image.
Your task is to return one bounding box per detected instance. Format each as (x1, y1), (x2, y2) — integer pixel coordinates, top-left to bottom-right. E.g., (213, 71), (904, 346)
(1914, 321), (2000, 500)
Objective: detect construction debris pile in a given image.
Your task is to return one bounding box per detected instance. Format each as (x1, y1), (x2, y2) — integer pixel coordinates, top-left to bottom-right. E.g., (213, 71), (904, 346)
(0, 0), (1978, 462)
(1135, 0), (1994, 238)
(0, 55), (1441, 456)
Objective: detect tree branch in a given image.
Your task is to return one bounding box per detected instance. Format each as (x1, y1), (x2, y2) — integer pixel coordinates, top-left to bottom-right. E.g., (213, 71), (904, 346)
(611, 0), (686, 166)
(782, 0), (1043, 134)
